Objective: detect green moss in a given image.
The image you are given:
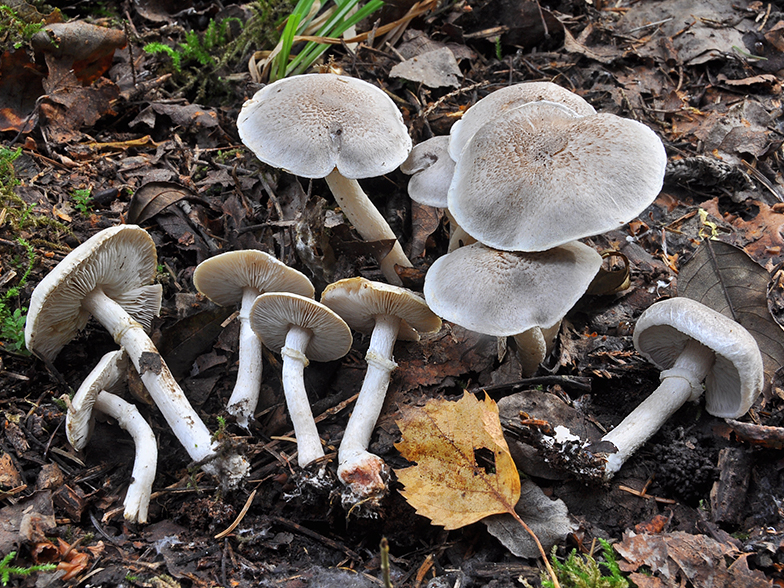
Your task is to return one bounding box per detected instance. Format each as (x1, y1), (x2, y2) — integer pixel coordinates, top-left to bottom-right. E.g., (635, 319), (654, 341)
(539, 539), (630, 588)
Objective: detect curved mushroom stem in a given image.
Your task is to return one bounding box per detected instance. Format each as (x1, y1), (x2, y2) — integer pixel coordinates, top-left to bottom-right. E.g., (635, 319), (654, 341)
(226, 287), (264, 430)
(325, 169), (413, 286)
(338, 314), (401, 502)
(281, 325), (324, 467)
(512, 322), (562, 377)
(602, 338), (715, 478)
(94, 391), (157, 523)
(82, 288), (249, 486)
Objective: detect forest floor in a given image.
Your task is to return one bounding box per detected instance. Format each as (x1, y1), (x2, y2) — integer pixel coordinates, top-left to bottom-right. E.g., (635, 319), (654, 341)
(1, 0), (784, 586)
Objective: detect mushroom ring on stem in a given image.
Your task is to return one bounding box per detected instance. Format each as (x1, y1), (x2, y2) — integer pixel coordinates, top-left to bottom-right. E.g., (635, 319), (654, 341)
(193, 250), (314, 430)
(601, 297), (764, 478)
(249, 292), (352, 469)
(423, 242), (602, 376)
(67, 349), (156, 524)
(25, 225), (248, 487)
(237, 73), (414, 285)
(321, 277), (441, 507)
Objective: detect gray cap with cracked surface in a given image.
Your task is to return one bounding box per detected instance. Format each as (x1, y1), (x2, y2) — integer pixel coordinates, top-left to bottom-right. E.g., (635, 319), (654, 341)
(633, 297), (764, 418)
(423, 241), (602, 337)
(237, 73), (412, 180)
(448, 100), (667, 252)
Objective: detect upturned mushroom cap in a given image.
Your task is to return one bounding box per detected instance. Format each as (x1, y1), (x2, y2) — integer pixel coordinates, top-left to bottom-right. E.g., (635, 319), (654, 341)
(321, 277), (442, 342)
(400, 136), (455, 208)
(449, 81), (596, 161)
(237, 73), (412, 179)
(67, 349), (128, 451)
(193, 250), (315, 304)
(448, 101), (667, 252)
(25, 225), (162, 362)
(423, 241), (602, 337)
(633, 297), (764, 419)
(250, 292), (352, 362)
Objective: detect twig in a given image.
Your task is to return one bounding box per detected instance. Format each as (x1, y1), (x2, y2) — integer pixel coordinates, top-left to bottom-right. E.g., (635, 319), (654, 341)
(268, 515), (363, 562)
(215, 489), (257, 539)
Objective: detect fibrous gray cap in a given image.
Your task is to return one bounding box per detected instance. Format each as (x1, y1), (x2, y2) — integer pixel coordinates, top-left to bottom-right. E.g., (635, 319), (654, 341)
(193, 250), (314, 305)
(321, 277), (441, 342)
(633, 297), (764, 418)
(423, 241), (602, 337)
(400, 136), (454, 208)
(448, 81), (596, 161)
(237, 73), (412, 179)
(448, 101), (667, 252)
(24, 225), (162, 362)
(250, 292), (352, 362)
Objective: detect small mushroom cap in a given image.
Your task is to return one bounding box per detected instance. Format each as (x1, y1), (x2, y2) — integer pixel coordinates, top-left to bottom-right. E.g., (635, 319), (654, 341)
(423, 241), (602, 337)
(633, 297), (764, 419)
(237, 73), (412, 180)
(193, 250), (314, 306)
(400, 136), (455, 208)
(321, 277), (442, 342)
(448, 81), (596, 161)
(25, 225), (162, 362)
(67, 349), (128, 451)
(448, 101), (667, 252)
(250, 292), (352, 362)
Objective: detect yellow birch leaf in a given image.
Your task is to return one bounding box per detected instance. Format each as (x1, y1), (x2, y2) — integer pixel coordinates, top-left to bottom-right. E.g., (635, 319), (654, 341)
(394, 392), (521, 530)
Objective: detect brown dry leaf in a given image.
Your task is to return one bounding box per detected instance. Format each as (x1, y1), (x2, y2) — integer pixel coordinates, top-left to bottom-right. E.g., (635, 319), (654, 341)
(615, 530), (772, 588)
(678, 238), (784, 394)
(0, 49), (45, 132)
(128, 181), (196, 225)
(394, 392), (521, 530)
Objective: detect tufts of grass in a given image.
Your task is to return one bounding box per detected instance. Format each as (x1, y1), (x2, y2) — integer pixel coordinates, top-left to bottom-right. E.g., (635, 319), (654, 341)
(269, 0), (384, 81)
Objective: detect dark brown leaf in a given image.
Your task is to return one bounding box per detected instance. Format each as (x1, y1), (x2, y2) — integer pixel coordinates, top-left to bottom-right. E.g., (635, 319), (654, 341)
(678, 239), (784, 392)
(128, 181), (196, 225)
(0, 49), (44, 132)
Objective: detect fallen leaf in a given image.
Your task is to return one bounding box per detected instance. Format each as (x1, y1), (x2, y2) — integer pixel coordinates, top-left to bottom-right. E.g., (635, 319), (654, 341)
(0, 49), (45, 132)
(389, 47), (462, 89)
(394, 392), (521, 529)
(483, 480), (576, 558)
(678, 238), (784, 393)
(128, 181), (196, 225)
(616, 530), (772, 588)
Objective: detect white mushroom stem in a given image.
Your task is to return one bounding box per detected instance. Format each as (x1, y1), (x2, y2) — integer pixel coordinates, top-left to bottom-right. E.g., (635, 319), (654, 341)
(602, 339), (715, 478)
(281, 325), (324, 467)
(82, 287), (247, 483)
(226, 287), (264, 430)
(93, 391), (157, 523)
(338, 314), (401, 493)
(326, 169), (413, 286)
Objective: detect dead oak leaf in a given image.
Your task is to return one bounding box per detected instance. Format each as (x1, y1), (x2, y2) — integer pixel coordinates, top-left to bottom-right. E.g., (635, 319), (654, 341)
(394, 392), (521, 530)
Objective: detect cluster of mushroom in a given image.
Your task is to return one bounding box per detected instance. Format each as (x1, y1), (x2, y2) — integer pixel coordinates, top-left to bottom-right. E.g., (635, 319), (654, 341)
(403, 82), (764, 479)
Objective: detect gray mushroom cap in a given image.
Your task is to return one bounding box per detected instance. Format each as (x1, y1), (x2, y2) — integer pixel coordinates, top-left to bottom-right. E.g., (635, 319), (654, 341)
(448, 100), (667, 252)
(250, 292), (352, 362)
(400, 136), (455, 208)
(321, 277), (442, 342)
(24, 225), (162, 362)
(633, 297), (764, 419)
(237, 73), (412, 179)
(423, 241), (602, 337)
(448, 81), (596, 161)
(193, 250), (314, 305)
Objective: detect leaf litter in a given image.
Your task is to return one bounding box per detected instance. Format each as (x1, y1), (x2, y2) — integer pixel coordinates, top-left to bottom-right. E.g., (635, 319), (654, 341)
(2, 0), (784, 585)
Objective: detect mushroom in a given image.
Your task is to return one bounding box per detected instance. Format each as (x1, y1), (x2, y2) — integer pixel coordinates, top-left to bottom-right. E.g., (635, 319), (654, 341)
(249, 292), (352, 469)
(399, 136), (474, 252)
(237, 73), (414, 285)
(601, 297), (764, 478)
(423, 241), (602, 375)
(67, 349), (156, 523)
(25, 225), (248, 486)
(193, 250), (315, 430)
(448, 100), (667, 252)
(448, 81), (596, 162)
(320, 277), (442, 506)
